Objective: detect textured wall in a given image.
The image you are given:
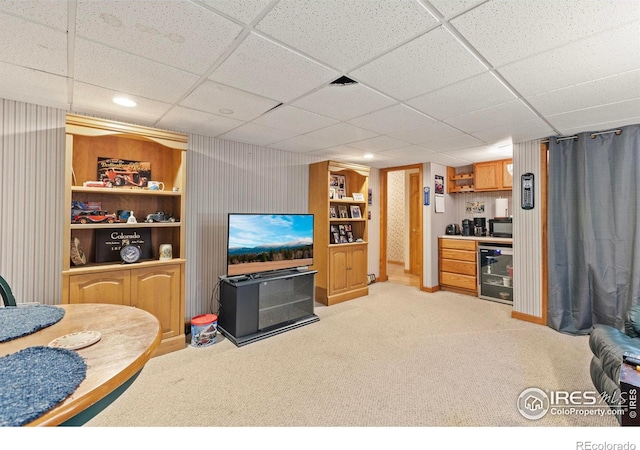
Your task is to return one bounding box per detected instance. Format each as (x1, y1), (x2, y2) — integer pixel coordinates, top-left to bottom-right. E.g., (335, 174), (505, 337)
(386, 170), (405, 263)
(0, 99), (66, 305)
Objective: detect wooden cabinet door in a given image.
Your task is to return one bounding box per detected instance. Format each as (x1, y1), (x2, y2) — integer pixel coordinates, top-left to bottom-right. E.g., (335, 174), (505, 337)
(328, 247), (349, 295)
(69, 271), (130, 305)
(502, 159), (513, 188)
(348, 245), (368, 290)
(474, 161), (501, 190)
(131, 265), (181, 340)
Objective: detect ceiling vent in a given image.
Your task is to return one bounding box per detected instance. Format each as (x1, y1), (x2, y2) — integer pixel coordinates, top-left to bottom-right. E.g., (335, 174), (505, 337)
(330, 76), (358, 86)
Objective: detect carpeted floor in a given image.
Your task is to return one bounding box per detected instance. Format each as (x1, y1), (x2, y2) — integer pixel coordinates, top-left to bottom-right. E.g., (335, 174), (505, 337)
(85, 281), (619, 427)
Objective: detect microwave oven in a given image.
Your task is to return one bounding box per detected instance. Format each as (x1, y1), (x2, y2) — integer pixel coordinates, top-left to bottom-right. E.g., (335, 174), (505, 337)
(489, 218), (512, 238)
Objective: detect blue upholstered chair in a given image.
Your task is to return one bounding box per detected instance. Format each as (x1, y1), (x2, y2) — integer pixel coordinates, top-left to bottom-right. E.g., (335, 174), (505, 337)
(0, 275), (17, 307)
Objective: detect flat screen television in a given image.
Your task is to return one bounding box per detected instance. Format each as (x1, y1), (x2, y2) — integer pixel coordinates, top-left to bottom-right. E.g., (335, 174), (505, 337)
(227, 213), (314, 277)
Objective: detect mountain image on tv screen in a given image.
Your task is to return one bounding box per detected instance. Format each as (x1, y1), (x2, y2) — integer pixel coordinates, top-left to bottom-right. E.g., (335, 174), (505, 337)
(227, 214), (314, 276)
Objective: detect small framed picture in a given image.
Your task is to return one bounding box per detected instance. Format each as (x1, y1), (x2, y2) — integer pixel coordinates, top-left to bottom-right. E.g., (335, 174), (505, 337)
(339, 224), (346, 235)
(329, 206), (337, 218)
(344, 224), (352, 232)
(352, 192), (364, 201)
(332, 232), (340, 244)
(340, 235), (348, 243)
(347, 231), (354, 242)
(337, 188), (346, 199)
(330, 224), (339, 233)
(338, 205), (349, 218)
(350, 205), (361, 219)
(329, 188), (336, 199)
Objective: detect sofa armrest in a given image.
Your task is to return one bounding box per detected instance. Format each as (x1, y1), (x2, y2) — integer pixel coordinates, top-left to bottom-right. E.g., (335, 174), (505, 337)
(590, 324), (640, 383)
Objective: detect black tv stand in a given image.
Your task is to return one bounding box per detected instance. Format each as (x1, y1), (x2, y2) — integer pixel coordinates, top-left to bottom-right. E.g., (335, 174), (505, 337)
(218, 269), (319, 347)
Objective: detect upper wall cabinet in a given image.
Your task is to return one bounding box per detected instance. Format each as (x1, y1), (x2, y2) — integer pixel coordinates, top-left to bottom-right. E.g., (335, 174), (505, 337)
(474, 158), (513, 192)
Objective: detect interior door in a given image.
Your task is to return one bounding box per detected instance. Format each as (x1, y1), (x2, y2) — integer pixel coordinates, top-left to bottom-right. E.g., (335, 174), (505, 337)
(409, 173), (422, 276)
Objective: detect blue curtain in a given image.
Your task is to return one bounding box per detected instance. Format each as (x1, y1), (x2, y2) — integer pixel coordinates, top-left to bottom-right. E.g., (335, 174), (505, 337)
(547, 124), (640, 334)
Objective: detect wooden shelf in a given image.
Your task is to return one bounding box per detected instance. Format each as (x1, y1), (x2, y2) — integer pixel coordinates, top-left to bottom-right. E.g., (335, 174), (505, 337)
(71, 186), (181, 196)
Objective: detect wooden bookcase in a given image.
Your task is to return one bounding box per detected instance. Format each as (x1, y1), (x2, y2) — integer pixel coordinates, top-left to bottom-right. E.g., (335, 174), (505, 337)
(62, 114), (188, 356)
(309, 160), (369, 305)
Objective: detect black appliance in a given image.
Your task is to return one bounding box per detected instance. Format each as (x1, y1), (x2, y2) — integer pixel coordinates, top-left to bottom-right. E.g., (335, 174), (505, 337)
(478, 244), (513, 304)
(489, 218), (513, 238)
(473, 217), (487, 236)
(446, 224), (460, 235)
(461, 219), (472, 236)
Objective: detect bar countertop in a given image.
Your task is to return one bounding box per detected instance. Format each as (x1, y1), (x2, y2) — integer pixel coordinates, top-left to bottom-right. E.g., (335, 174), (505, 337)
(438, 235), (513, 245)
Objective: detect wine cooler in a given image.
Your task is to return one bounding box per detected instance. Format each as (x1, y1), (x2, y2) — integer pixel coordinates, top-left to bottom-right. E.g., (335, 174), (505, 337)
(478, 244), (513, 304)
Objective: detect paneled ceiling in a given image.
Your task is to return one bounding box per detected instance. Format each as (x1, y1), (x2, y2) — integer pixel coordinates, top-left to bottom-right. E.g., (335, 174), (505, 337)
(1, 0), (638, 168)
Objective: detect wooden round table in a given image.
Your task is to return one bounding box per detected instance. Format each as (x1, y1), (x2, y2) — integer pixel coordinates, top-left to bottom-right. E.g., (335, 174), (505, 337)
(0, 303), (161, 426)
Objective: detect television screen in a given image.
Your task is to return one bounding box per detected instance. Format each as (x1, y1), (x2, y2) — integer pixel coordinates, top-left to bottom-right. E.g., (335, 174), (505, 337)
(227, 214), (314, 277)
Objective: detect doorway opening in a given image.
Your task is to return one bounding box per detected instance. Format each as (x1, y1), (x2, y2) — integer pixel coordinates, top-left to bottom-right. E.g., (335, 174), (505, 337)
(379, 164), (423, 289)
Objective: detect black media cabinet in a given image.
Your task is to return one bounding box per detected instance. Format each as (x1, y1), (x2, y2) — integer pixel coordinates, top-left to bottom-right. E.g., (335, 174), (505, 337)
(218, 269), (319, 347)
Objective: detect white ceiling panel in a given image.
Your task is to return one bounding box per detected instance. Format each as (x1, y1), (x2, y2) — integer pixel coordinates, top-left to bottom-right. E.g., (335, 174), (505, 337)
(0, 62), (68, 109)
(219, 122), (299, 146)
(268, 135), (335, 153)
(497, 20), (640, 97)
(210, 33), (339, 102)
(351, 27), (487, 100)
(526, 69), (640, 116)
(76, 0), (243, 75)
(0, 0), (637, 169)
(0, 12), (67, 75)
(451, 0), (640, 68)
(347, 135), (410, 152)
(419, 134), (486, 152)
(197, 0), (274, 25)
(291, 84), (396, 121)
(472, 118), (554, 144)
(304, 123), (378, 147)
(428, 0), (487, 19)
(181, 80), (279, 121)
(445, 100), (538, 134)
(547, 98), (640, 135)
(348, 104), (436, 135)
(74, 39), (200, 103)
(407, 71), (516, 120)
(72, 82), (173, 124)
(444, 144), (512, 162)
(256, 0), (438, 71)
(253, 105), (339, 134)
(157, 106), (244, 138)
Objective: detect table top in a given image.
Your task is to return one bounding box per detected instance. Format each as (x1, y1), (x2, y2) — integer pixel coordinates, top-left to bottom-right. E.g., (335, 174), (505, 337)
(0, 303), (161, 426)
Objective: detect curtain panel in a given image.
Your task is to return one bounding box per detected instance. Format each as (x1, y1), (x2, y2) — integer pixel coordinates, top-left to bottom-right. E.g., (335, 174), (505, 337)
(547, 124), (640, 334)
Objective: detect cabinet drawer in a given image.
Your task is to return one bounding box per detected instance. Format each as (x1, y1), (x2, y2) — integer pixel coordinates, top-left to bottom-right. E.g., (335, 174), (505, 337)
(441, 259), (476, 276)
(441, 272), (477, 291)
(440, 248), (476, 262)
(440, 239), (476, 251)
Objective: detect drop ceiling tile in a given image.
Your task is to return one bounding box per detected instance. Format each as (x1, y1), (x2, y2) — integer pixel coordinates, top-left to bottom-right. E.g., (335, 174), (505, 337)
(547, 98), (640, 135)
(269, 135), (336, 153)
(377, 145), (437, 160)
(198, 0), (273, 24)
(307, 145), (365, 159)
(291, 83), (396, 121)
(445, 100), (537, 134)
(305, 123), (378, 146)
(558, 116), (640, 137)
(76, 0), (243, 75)
(388, 122), (464, 145)
(497, 20), (640, 96)
(255, 0), (438, 71)
(347, 135), (409, 152)
(443, 145), (512, 162)
(210, 33), (339, 102)
(0, 1), (67, 30)
(0, 12), (67, 75)
(253, 105), (339, 134)
(348, 104), (436, 134)
(407, 72), (516, 120)
(0, 62), (68, 109)
(181, 80), (278, 121)
(219, 122), (299, 146)
(472, 118), (555, 144)
(72, 82), (173, 124)
(418, 134), (485, 152)
(157, 106), (244, 137)
(378, 147), (471, 167)
(429, 0), (486, 19)
(351, 27), (487, 100)
(74, 39), (199, 104)
(451, 0), (640, 67)
(526, 69), (640, 116)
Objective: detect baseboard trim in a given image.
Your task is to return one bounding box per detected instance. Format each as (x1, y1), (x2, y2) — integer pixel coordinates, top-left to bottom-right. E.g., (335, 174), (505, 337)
(511, 310), (546, 325)
(421, 285), (440, 293)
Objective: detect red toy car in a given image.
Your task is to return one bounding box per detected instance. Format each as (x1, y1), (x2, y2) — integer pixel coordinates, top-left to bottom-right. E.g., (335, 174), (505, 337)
(73, 210), (117, 224)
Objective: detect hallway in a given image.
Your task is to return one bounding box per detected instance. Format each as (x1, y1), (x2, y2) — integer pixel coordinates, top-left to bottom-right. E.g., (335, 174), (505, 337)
(386, 262), (419, 288)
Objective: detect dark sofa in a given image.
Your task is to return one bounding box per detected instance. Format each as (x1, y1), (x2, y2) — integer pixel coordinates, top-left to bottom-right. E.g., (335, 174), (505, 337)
(589, 305), (640, 422)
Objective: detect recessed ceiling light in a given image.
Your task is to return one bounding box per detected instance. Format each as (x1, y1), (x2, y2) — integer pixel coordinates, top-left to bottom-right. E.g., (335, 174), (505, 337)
(219, 109), (234, 115)
(112, 97), (137, 107)
(363, 153), (374, 159)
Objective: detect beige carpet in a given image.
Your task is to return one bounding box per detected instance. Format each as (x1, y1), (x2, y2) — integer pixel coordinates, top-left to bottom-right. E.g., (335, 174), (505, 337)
(85, 281), (619, 427)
